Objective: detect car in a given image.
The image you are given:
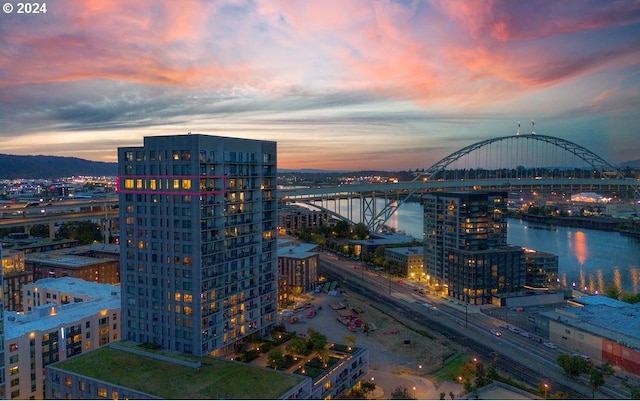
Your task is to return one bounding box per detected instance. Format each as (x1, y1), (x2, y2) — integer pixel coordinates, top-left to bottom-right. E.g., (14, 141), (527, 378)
(531, 337), (543, 343)
(519, 331), (531, 338)
(544, 342), (557, 349)
(573, 353), (590, 361)
(490, 329), (502, 337)
(508, 326), (520, 334)
(499, 323), (509, 329)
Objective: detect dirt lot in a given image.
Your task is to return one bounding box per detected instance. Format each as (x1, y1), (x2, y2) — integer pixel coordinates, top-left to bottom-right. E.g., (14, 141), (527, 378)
(286, 290), (457, 375)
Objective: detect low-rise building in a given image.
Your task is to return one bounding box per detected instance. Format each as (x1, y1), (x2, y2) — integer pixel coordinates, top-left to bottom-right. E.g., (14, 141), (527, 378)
(523, 248), (559, 289)
(383, 247), (424, 279)
(46, 341), (368, 400)
(25, 253), (119, 284)
(278, 204), (334, 233)
(4, 278), (120, 400)
(1, 249), (31, 312)
(277, 243), (319, 308)
(541, 295), (640, 375)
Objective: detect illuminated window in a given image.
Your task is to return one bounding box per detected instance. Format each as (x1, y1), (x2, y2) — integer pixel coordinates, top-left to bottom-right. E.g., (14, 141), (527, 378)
(150, 179), (157, 190)
(112, 390), (118, 400)
(124, 179), (134, 189)
(66, 376), (72, 387)
(9, 366), (19, 376)
(182, 179), (191, 190)
(184, 306), (192, 315)
(173, 179), (180, 189)
(174, 292), (182, 302)
(184, 294), (193, 303)
(98, 387), (107, 397)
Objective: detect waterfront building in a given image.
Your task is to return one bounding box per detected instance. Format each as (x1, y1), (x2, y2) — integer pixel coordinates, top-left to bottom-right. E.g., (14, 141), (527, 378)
(117, 134), (278, 356)
(383, 246), (424, 279)
(4, 277), (120, 400)
(278, 204), (334, 233)
(424, 191), (525, 304)
(350, 232), (420, 257)
(523, 248), (559, 289)
(277, 242), (319, 308)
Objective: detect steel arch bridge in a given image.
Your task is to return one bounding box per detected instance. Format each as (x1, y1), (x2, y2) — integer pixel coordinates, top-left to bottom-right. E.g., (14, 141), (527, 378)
(281, 133), (639, 232)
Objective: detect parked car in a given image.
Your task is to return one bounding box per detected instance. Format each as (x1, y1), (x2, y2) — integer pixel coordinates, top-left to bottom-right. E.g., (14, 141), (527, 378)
(544, 342), (557, 349)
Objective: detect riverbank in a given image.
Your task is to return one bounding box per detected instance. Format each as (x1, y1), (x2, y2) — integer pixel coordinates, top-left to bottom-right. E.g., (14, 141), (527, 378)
(513, 212), (639, 233)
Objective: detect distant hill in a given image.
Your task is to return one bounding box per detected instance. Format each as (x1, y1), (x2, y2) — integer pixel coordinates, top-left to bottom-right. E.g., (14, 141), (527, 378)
(0, 154), (117, 179)
(619, 159), (640, 169)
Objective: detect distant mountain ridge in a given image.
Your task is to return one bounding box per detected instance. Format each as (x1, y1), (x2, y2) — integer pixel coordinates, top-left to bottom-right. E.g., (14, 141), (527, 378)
(0, 154), (117, 179)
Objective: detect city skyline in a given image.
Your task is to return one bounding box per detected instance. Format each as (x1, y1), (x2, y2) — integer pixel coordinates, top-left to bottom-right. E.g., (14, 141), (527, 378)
(1, 0), (639, 171)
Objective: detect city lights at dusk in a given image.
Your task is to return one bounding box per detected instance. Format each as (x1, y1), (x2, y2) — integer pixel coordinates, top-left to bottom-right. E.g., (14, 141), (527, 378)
(1, 0), (639, 170)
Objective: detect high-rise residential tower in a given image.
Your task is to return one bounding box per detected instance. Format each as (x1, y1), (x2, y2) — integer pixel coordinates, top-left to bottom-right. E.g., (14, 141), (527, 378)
(424, 191), (525, 304)
(117, 134), (278, 356)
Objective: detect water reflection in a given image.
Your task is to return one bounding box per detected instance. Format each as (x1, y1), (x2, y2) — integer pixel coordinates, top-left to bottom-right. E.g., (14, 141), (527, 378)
(323, 200), (640, 293)
(574, 231), (588, 265)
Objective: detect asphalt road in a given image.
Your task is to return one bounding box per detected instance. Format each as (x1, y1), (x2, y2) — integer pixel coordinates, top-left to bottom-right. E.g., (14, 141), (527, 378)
(318, 252), (629, 399)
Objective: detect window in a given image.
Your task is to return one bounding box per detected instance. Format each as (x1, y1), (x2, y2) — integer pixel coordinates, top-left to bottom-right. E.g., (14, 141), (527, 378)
(66, 376), (72, 387)
(9, 343), (18, 351)
(98, 387), (107, 398)
(9, 355), (18, 363)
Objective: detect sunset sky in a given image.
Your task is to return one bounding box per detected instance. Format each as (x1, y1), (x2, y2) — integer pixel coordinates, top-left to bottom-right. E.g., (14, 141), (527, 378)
(1, 0), (639, 171)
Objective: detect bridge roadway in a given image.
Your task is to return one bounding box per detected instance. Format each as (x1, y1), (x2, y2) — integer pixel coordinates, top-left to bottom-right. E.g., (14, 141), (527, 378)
(1, 176), (637, 233)
(279, 177), (638, 200)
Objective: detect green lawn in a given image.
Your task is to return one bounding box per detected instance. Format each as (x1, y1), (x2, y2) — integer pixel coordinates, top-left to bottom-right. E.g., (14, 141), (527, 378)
(431, 354), (467, 383)
(54, 346), (305, 399)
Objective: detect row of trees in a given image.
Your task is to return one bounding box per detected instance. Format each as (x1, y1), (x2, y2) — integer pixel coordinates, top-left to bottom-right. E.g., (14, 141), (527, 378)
(1, 220), (104, 244)
(556, 355), (614, 398)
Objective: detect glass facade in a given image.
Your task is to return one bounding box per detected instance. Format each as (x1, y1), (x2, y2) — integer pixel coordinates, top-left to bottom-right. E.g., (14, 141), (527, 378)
(424, 192), (525, 304)
(118, 134), (278, 356)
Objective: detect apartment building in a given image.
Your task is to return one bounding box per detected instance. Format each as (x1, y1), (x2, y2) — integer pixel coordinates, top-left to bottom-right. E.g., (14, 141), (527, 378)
(3, 277), (120, 400)
(117, 134), (278, 356)
(424, 191), (525, 304)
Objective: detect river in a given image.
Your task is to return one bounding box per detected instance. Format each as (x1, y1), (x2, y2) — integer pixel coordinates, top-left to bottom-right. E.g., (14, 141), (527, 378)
(385, 202), (640, 294)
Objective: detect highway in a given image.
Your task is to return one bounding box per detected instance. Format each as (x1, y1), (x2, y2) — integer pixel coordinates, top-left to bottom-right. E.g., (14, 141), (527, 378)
(318, 252), (632, 399)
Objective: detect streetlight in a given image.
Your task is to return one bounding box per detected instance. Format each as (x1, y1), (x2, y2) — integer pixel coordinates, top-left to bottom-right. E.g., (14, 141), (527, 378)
(544, 383), (548, 399)
(412, 386), (416, 399)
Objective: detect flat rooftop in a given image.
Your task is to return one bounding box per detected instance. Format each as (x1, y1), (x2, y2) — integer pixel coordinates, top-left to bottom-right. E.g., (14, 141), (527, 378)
(53, 344), (306, 399)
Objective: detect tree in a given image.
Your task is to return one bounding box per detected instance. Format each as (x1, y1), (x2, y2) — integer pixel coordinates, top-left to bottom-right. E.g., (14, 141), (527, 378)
(307, 328), (327, 352)
(390, 386), (411, 399)
(360, 380), (377, 398)
(57, 220), (102, 244)
(448, 391), (455, 399)
(30, 224), (49, 237)
(588, 369), (605, 398)
(343, 334), (356, 350)
(285, 337), (307, 358)
(603, 285), (621, 300)
(439, 391), (446, 400)
(268, 349), (285, 370)
(352, 222), (369, 240)
(557, 354), (592, 378)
